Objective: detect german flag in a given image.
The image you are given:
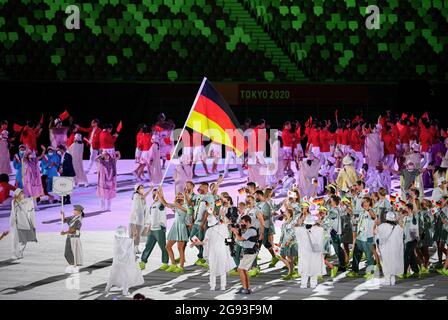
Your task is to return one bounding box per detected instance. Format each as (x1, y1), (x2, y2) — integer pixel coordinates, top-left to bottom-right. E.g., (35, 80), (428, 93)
(186, 78), (247, 156)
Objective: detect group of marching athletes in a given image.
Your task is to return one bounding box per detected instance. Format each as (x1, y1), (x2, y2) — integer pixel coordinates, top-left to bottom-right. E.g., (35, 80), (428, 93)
(2, 110), (448, 296)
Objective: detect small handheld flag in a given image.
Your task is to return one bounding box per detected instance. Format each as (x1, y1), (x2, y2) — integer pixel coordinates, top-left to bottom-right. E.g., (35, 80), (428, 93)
(116, 121), (123, 133)
(13, 123), (23, 132)
(59, 110), (70, 121)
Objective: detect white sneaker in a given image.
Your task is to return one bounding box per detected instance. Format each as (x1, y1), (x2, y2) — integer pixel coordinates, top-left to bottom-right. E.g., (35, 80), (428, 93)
(65, 265), (74, 274)
(72, 266), (79, 273)
(210, 287), (216, 291)
(220, 287), (226, 291)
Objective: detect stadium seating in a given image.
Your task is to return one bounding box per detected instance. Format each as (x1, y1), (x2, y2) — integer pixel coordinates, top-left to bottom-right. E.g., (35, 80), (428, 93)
(242, 0), (448, 81)
(0, 0), (446, 82)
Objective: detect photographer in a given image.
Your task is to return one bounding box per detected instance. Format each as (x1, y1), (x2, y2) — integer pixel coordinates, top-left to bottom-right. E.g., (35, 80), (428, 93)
(220, 194), (242, 276)
(230, 215), (259, 295)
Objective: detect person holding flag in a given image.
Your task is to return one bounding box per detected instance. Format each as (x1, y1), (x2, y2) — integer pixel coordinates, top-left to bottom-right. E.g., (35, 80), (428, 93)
(49, 110), (70, 149)
(76, 118), (101, 174)
(99, 122), (120, 157)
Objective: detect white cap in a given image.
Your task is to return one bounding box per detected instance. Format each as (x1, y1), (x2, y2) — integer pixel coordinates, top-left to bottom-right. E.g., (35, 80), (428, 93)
(304, 215), (316, 226)
(438, 177), (446, 186)
(386, 212), (396, 222)
(207, 215), (219, 227)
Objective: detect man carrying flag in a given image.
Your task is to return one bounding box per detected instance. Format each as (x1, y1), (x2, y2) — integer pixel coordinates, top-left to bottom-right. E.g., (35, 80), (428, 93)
(76, 118), (101, 174)
(181, 78), (247, 180)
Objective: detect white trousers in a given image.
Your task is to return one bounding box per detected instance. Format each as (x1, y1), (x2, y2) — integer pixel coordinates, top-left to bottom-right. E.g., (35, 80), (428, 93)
(86, 148), (99, 173)
(224, 151), (244, 176)
(210, 273), (227, 290)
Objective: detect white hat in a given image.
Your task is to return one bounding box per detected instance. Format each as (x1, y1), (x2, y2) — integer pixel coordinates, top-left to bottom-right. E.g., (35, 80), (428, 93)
(207, 215), (219, 227)
(304, 215), (316, 225)
(441, 158), (448, 169)
(438, 177), (446, 186)
(386, 212), (396, 222)
(74, 133), (82, 142)
(13, 188), (23, 198)
(342, 155), (353, 165)
(115, 225), (127, 237)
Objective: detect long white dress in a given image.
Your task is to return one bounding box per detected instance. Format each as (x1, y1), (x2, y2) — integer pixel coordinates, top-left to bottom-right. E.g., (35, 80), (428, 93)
(106, 232), (144, 295)
(364, 131), (383, 168)
(10, 198), (37, 259)
(0, 129), (12, 175)
(297, 159), (320, 197)
(68, 137), (88, 186)
(203, 223), (236, 277)
(376, 223), (404, 277)
(296, 225), (325, 277)
(148, 134), (162, 184)
(128, 194), (148, 246)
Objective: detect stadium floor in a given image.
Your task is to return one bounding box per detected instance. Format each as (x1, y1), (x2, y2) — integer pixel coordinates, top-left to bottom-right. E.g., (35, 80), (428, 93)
(0, 160), (446, 300)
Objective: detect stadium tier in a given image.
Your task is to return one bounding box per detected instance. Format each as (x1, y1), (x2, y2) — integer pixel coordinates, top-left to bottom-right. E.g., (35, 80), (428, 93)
(0, 0), (447, 82)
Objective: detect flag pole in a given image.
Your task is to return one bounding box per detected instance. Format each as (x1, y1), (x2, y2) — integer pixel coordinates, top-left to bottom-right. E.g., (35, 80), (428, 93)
(158, 77), (208, 187)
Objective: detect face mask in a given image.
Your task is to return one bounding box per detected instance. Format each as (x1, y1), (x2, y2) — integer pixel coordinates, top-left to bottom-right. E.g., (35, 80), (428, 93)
(57, 151), (62, 155)
(19, 151), (24, 156)
(48, 152), (54, 156)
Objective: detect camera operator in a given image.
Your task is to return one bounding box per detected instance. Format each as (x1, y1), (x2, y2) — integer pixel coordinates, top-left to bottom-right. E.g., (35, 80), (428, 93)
(220, 194), (242, 276)
(230, 215), (259, 295)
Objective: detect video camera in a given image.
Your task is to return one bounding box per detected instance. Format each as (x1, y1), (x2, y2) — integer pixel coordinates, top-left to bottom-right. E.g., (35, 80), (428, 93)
(225, 206), (242, 257)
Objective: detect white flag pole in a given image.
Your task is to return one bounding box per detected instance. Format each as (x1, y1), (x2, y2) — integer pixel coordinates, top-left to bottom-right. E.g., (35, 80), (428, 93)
(158, 77), (208, 187)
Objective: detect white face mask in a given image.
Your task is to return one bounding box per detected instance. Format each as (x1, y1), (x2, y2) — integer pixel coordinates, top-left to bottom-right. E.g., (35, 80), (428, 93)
(48, 152), (54, 156)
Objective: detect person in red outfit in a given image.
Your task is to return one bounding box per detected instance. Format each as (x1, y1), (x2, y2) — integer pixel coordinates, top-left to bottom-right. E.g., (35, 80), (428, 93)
(349, 122), (364, 171)
(77, 119), (101, 174)
(20, 121), (42, 153)
(134, 124), (145, 165)
(307, 123), (321, 158)
(397, 119), (411, 156)
(319, 120), (334, 165)
(340, 121), (351, 154)
(419, 119), (433, 168)
(293, 121), (304, 165)
(0, 173), (16, 206)
(282, 121), (294, 173)
(382, 125), (398, 169)
(99, 123), (119, 157)
(133, 126), (152, 181)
